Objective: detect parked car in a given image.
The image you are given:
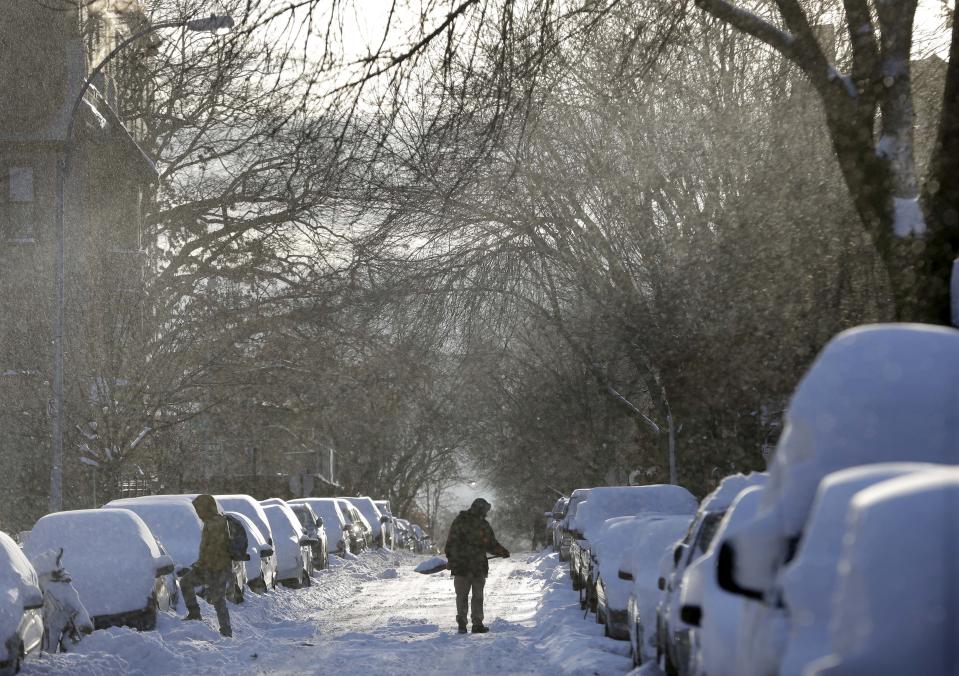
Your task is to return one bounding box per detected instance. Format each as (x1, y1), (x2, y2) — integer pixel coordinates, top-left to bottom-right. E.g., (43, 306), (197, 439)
(557, 488), (591, 563)
(0, 531), (43, 674)
(336, 499), (372, 551)
(104, 495), (245, 604)
(343, 497), (390, 548)
(373, 500), (397, 548)
(395, 519), (416, 550)
(409, 524), (427, 553)
(224, 511), (275, 592)
(657, 473), (767, 676)
(214, 495), (277, 587)
(284, 502), (328, 570)
(262, 504), (314, 588)
(22, 509), (175, 631)
(678, 486), (764, 676)
(775, 463), (940, 676)
(572, 485), (698, 609)
(806, 468), (959, 676)
(290, 498), (354, 556)
(716, 325), (959, 674)
(593, 515), (692, 664)
(545, 496), (568, 552)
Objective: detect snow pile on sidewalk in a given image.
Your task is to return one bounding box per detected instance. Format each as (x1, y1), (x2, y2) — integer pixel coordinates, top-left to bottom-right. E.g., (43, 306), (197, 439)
(413, 556), (447, 574)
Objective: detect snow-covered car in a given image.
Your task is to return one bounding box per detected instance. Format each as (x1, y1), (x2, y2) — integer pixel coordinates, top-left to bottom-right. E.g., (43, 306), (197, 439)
(558, 488), (591, 563)
(0, 531), (43, 674)
(657, 473), (767, 676)
(225, 511), (276, 592)
(805, 467), (959, 676)
(22, 509), (175, 631)
(590, 514), (690, 644)
(374, 500), (398, 548)
(775, 463), (941, 676)
(591, 515), (691, 663)
(336, 499), (372, 551)
(106, 495), (247, 604)
(290, 498), (353, 556)
(343, 497), (390, 548)
(546, 496), (568, 552)
(679, 486), (764, 676)
(395, 519), (416, 551)
(716, 325), (959, 674)
(262, 504), (314, 588)
(572, 485), (698, 609)
(284, 502), (329, 570)
(215, 495), (276, 586)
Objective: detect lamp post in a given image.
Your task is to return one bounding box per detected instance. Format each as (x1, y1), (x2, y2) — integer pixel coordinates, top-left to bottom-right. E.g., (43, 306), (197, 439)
(49, 14), (234, 513)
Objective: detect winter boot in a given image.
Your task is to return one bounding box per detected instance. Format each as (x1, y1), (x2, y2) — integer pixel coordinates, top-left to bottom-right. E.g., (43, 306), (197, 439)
(183, 610), (202, 621)
(457, 621), (468, 634)
(219, 625), (232, 638)
(471, 623), (490, 634)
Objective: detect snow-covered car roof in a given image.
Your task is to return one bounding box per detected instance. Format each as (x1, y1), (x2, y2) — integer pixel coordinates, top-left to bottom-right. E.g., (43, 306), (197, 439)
(763, 324), (959, 538)
(779, 462), (945, 676)
(343, 497), (385, 536)
(103, 496), (203, 568)
(23, 509), (169, 618)
(374, 500), (393, 516)
(809, 467), (959, 675)
(574, 485), (698, 541)
(698, 473), (768, 515)
(0, 530), (42, 662)
(215, 495), (273, 545)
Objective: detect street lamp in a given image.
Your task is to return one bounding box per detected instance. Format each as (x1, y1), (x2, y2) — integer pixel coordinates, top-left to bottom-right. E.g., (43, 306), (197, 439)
(49, 14), (234, 512)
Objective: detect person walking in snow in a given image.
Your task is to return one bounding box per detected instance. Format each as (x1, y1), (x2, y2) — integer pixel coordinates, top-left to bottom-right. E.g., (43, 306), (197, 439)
(180, 494), (233, 637)
(444, 497), (510, 634)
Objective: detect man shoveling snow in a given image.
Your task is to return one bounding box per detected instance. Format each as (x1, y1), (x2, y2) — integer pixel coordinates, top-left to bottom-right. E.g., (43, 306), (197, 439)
(444, 498), (510, 634)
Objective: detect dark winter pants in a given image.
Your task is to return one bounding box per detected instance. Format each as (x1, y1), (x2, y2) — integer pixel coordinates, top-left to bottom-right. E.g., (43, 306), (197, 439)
(181, 567), (232, 635)
(454, 574), (486, 626)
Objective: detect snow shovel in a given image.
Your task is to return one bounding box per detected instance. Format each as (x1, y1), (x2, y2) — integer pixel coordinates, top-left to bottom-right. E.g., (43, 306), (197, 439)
(414, 555), (500, 575)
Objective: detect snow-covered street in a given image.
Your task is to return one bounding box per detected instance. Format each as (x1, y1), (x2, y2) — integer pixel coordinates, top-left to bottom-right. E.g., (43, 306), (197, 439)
(20, 552), (635, 675)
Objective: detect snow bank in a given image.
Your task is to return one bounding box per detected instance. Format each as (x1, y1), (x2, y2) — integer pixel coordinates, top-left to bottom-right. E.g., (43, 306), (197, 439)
(576, 485), (697, 542)
(23, 509), (163, 619)
(808, 467), (959, 674)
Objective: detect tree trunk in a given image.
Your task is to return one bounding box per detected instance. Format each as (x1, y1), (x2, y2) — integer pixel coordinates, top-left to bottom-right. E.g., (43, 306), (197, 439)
(920, 9), (959, 326)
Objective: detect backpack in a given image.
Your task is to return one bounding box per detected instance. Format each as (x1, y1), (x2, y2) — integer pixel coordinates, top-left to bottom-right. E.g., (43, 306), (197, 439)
(224, 514), (250, 561)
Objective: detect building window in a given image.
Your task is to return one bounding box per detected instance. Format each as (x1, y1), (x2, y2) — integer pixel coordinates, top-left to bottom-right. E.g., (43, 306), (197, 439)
(1, 166), (36, 241)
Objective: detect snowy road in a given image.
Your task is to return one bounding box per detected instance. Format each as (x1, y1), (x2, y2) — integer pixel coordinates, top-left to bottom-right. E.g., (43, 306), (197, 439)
(23, 551), (634, 675)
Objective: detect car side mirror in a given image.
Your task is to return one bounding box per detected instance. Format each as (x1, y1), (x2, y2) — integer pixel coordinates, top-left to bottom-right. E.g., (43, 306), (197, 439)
(673, 543), (686, 566)
(716, 540), (764, 601)
(617, 569), (634, 581)
(342, 524), (351, 531)
(380, 515), (390, 523)
(155, 554), (175, 577)
(260, 546), (274, 558)
(657, 576), (666, 590)
(316, 516), (324, 528)
(680, 604), (702, 627)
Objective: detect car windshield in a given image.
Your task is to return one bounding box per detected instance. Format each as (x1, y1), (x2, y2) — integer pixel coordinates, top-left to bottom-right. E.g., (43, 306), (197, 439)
(695, 511), (726, 555)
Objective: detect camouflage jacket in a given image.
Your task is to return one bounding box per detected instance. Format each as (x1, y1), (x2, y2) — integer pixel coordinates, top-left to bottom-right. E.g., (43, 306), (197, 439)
(444, 509), (506, 578)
